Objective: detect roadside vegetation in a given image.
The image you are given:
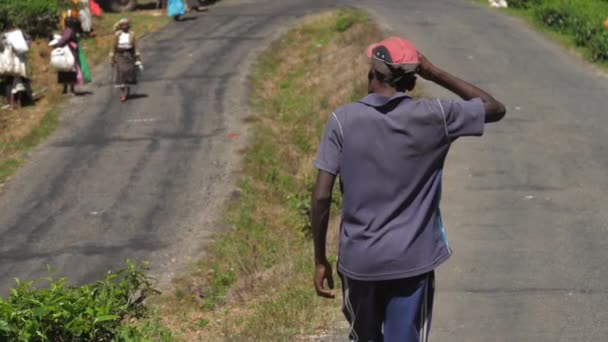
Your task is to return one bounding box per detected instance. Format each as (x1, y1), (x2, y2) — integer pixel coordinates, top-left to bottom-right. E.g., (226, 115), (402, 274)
(0, 1), (69, 38)
(0, 3), (169, 186)
(0, 261), (177, 341)
(0, 4), (168, 339)
(481, 0), (608, 66)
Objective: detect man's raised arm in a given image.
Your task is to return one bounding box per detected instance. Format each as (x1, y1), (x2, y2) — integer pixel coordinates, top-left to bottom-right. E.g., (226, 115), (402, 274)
(417, 53), (506, 123)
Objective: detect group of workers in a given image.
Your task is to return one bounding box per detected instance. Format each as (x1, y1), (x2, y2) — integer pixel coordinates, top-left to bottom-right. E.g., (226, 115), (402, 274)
(0, 0), (158, 109)
(49, 14), (140, 103)
(0, 27), (32, 110)
(51, 0), (141, 102)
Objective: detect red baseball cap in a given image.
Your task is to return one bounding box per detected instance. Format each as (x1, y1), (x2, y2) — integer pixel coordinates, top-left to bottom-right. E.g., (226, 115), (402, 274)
(366, 36), (420, 75)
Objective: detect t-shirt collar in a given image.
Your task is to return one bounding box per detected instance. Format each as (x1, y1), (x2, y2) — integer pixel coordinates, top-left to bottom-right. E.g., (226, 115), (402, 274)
(359, 92), (411, 108)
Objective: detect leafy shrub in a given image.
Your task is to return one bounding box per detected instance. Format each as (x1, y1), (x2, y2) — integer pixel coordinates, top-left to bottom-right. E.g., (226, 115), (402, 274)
(534, 0), (608, 61)
(588, 31), (608, 61)
(0, 261), (157, 342)
(0, 0), (71, 38)
(508, 0), (544, 9)
(535, 1), (572, 31)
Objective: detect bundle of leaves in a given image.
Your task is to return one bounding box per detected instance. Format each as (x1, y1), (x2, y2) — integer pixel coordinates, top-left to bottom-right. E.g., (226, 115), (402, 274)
(0, 261), (157, 342)
(0, 0), (72, 38)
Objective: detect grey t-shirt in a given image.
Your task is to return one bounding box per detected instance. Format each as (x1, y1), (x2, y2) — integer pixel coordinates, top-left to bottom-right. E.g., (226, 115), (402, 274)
(314, 92), (485, 281)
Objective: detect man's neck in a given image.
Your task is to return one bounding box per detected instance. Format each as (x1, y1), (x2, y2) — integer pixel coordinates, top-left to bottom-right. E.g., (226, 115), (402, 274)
(373, 86), (398, 98)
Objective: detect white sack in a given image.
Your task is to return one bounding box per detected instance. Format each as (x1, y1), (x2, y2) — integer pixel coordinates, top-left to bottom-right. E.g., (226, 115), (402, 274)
(5, 30), (29, 54)
(50, 47), (76, 72)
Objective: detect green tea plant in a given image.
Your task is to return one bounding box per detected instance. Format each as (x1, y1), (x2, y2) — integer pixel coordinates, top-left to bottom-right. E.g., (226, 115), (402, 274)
(534, 0), (608, 61)
(508, 0), (543, 8)
(0, 261), (157, 342)
(501, 0), (608, 62)
(0, 0), (72, 38)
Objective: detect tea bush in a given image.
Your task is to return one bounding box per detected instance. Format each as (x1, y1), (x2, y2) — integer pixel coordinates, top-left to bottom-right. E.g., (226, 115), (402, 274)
(500, 0), (608, 62)
(0, 261), (156, 342)
(0, 0), (71, 38)
(588, 28), (608, 60)
(534, 1), (572, 31)
(534, 0), (608, 61)
(508, 0), (543, 9)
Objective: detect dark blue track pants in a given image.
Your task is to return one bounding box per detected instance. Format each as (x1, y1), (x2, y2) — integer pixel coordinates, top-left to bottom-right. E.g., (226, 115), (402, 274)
(340, 271), (435, 342)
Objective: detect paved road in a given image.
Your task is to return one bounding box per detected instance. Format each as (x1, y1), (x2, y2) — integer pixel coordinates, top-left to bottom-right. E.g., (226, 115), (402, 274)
(1, 0), (608, 341)
(345, 0), (608, 341)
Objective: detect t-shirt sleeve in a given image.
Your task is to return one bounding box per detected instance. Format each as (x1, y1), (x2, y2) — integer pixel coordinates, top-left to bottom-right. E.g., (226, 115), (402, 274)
(438, 98), (485, 140)
(314, 113), (343, 175)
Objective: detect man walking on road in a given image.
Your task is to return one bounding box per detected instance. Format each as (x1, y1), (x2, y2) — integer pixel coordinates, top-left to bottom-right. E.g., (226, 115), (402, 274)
(311, 36), (506, 341)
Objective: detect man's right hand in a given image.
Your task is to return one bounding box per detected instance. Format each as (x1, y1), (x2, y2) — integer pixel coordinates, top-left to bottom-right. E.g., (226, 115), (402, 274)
(416, 51), (506, 123)
(416, 52), (438, 81)
(314, 259), (335, 299)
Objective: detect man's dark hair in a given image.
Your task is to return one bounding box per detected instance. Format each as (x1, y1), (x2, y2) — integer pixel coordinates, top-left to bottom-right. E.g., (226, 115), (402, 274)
(370, 69), (417, 92)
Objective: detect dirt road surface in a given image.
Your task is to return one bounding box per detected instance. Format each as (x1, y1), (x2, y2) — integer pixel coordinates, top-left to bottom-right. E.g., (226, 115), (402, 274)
(1, 1), (608, 341)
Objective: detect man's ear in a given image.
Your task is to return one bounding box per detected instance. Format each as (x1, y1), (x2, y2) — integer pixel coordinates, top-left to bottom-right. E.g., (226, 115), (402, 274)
(406, 76), (417, 92)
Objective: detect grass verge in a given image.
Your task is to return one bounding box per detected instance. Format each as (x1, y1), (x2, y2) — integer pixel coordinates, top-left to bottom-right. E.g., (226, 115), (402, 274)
(136, 9), (385, 341)
(0, 10), (170, 186)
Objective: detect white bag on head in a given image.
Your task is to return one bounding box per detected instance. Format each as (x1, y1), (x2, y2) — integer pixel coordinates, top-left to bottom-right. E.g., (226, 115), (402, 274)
(5, 30), (29, 54)
(50, 46), (76, 72)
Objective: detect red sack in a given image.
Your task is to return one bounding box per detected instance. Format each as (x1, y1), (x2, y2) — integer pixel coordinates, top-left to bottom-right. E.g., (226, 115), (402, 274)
(90, 0), (102, 17)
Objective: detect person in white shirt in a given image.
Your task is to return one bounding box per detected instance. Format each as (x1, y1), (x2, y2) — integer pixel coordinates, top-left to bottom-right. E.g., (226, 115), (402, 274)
(110, 18), (142, 103)
(2, 26), (32, 110)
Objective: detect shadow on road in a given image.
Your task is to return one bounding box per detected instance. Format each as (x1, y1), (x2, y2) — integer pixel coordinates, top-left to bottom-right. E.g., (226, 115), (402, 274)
(128, 93), (148, 101)
(74, 91), (94, 97)
(137, 2), (161, 11)
(140, 0), (220, 11)
(176, 16), (198, 22)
